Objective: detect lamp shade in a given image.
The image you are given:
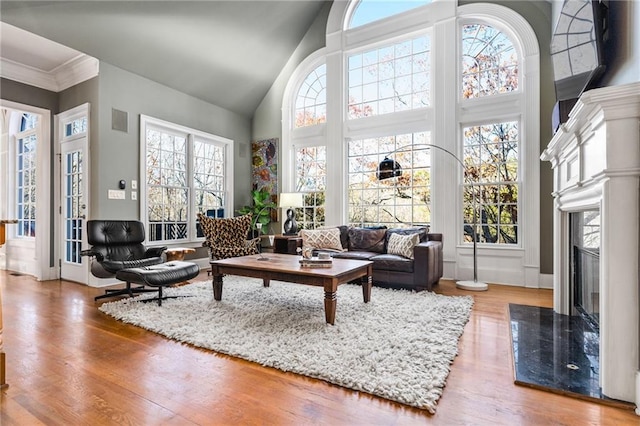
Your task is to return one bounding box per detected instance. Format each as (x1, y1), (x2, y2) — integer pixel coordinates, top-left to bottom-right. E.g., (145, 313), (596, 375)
(376, 157), (403, 180)
(278, 192), (303, 208)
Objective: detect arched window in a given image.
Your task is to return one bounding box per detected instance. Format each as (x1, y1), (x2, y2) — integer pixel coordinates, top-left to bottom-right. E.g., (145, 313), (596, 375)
(283, 2), (540, 286)
(460, 22), (520, 245)
(461, 24), (518, 98)
(295, 63), (326, 128)
(285, 57), (328, 230)
(348, 0), (431, 29)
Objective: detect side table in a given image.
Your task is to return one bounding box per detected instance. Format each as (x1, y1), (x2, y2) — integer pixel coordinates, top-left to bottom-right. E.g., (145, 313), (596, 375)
(273, 235), (302, 255)
(165, 247), (196, 261)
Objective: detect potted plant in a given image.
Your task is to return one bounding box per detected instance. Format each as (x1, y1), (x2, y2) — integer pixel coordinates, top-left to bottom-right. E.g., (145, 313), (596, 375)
(237, 189), (276, 235)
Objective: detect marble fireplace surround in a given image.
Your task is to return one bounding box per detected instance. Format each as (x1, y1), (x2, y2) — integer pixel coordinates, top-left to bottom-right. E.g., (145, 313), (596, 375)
(541, 82), (640, 410)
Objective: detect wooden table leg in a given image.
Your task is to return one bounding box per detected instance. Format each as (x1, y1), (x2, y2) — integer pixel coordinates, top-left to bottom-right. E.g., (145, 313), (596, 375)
(263, 278), (270, 288)
(324, 291), (336, 325)
(213, 274), (223, 301)
(361, 272), (372, 303)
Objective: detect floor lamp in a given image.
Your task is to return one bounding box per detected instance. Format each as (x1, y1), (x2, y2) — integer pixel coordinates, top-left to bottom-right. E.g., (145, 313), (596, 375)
(376, 144), (488, 291)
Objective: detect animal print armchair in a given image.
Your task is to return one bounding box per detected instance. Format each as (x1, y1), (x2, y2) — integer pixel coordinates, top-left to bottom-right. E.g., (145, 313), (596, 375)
(197, 213), (260, 261)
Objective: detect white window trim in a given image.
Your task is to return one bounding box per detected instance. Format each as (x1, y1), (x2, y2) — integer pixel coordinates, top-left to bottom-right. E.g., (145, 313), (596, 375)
(0, 99), (52, 280)
(139, 114), (234, 246)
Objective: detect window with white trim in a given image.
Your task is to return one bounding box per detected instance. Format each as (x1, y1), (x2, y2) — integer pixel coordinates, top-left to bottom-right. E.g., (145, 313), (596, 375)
(348, 0), (431, 29)
(16, 113), (38, 238)
(283, 1), (539, 284)
(463, 121), (518, 244)
(140, 115), (232, 244)
(348, 133), (431, 227)
(291, 59), (328, 230)
(295, 63), (327, 128)
(348, 34), (431, 118)
(459, 21), (520, 244)
(295, 145), (326, 230)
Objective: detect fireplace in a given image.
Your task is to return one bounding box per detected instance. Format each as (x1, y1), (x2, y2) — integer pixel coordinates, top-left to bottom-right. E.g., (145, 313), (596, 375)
(541, 82), (640, 410)
(571, 210), (600, 332)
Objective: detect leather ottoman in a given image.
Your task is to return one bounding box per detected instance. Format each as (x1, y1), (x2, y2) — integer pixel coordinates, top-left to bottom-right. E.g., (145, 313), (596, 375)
(115, 261), (200, 306)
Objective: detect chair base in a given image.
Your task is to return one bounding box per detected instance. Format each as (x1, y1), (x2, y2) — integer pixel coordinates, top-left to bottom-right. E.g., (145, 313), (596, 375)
(94, 284), (158, 301)
(137, 286), (194, 306)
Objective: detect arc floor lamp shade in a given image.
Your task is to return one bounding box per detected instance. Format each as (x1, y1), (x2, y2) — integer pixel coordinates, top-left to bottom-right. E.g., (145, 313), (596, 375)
(279, 192), (303, 235)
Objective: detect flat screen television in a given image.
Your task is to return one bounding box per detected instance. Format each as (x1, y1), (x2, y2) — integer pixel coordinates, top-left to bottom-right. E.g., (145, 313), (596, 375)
(550, 0), (607, 101)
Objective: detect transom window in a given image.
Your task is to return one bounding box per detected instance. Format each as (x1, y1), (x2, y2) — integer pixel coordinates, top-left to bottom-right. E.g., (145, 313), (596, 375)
(295, 64), (327, 128)
(348, 0), (431, 29)
(463, 121), (519, 244)
(348, 133), (431, 227)
(348, 34), (431, 118)
(65, 117), (87, 136)
(141, 115), (232, 244)
(16, 113), (38, 237)
(461, 24), (518, 99)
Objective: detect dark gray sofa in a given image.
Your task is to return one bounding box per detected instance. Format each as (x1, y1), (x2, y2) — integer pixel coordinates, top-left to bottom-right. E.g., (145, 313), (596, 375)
(314, 226), (443, 292)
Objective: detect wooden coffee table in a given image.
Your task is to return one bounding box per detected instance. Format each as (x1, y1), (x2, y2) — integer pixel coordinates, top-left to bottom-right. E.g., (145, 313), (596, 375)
(209, 253), (373, 325)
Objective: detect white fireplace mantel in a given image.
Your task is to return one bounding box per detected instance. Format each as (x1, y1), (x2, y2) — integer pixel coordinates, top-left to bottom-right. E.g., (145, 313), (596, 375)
(541, 82), (640, 407)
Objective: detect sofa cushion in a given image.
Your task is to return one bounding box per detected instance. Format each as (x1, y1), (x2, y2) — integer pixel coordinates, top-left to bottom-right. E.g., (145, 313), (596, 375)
(386, 226), (430, 243)
(300, 228), (344, 252)
(387, 232), (420, 259)
(370, 254), (414, 273)
(348, 227), (387, 253)
(332, 251), (378, 261)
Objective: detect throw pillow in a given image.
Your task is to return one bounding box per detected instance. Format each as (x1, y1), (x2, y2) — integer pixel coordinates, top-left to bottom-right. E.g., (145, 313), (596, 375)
(300, 228), (344, 252)
(385, 226), (430, 249)
(387, 232), (420, 259)
(347, 227), (387, 253)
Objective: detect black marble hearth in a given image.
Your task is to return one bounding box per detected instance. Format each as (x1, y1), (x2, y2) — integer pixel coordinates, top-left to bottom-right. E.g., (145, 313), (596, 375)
(508, 304), (629, 407)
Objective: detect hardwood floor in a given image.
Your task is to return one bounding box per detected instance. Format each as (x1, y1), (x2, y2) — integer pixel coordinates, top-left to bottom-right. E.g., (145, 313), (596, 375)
(1, 270), (637, 425)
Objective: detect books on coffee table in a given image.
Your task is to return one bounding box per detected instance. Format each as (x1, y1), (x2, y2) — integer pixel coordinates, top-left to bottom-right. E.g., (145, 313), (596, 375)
(299, 257), (333, 268)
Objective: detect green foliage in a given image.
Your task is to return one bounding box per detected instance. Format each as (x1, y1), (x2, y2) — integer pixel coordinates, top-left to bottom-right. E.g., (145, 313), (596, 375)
(237, 189), (276, 233)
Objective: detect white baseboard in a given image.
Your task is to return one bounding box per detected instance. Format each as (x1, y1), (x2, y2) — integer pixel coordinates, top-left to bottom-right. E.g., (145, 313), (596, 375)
(538, 273), (553, 289)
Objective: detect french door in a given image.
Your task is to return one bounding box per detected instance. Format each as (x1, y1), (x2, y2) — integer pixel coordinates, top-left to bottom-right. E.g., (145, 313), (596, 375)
(57, 104), (90, 284)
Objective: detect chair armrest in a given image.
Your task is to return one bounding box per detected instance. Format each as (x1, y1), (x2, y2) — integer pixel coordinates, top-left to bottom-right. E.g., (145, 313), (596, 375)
(80, 249), (104, 262)
(145, 246), (167, 258)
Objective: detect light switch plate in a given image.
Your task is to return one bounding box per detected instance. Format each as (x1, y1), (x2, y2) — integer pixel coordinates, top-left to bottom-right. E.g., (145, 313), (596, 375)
(131, 180), (137, 190)
(108, 189), (126, 200)
(131, 191), (137, 200)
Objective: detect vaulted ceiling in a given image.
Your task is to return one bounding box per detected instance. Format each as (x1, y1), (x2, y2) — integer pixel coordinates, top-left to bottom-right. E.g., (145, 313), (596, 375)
(0, 1), (329, 117)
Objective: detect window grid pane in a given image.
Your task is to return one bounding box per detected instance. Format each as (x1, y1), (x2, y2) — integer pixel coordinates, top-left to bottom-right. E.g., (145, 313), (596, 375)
(348, 34), (431, 119)
(347, 133), (431, 228)
(295, 146), (326, 230)
(193, 140), (226, 238)
(463, 122), (519, 244)
(146, 127), (189, 243)
(16, 114), (38, 238)
(461, 24), (518, 99)
(64, 117), (88, 137)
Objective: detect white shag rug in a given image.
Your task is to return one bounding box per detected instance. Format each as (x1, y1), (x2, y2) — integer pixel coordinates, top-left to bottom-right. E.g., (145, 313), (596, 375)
(99, 277), (473, 413)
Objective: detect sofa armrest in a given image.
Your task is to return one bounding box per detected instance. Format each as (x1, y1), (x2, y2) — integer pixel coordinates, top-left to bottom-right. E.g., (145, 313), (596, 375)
(426, 233), (442, 242)
(413, 240), (443, 291)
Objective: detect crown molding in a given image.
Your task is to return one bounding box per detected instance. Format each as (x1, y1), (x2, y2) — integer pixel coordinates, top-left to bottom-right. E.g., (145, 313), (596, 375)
(1, 54), (98, 92)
